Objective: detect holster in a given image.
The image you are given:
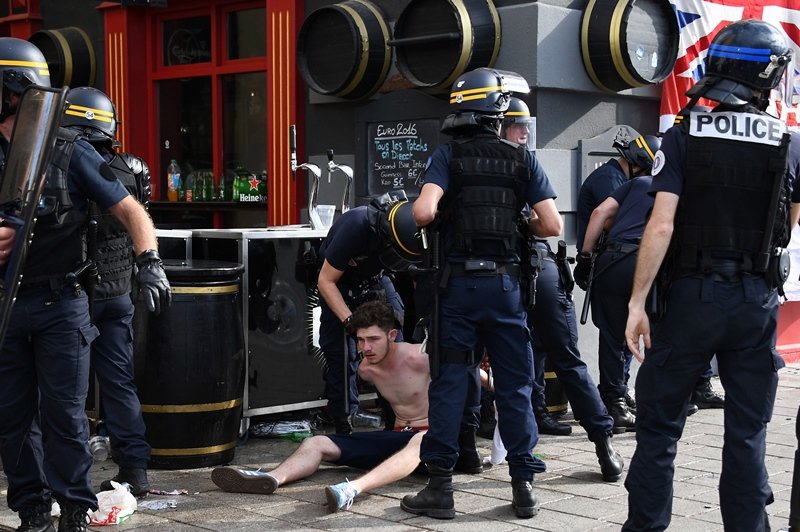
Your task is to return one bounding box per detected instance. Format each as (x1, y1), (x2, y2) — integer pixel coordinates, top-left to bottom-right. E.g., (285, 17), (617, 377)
(555, 240), (575, 294)
(768, 247), (790, 294)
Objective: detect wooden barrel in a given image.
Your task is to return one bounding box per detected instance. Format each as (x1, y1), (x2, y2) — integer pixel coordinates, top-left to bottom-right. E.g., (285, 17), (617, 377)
(580, 0), (678, 92)
(297, 0), (391, 100)
(392, 0), (500, 92)
(133, 259), (245, 469)
(29, 27), (96, 88)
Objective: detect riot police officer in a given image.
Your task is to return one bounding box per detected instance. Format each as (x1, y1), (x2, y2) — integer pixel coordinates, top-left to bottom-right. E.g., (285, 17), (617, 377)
(316, 194), (415, 435)
(400, 68), (562, 520)
(61, 87), (153, 496)
(575, 135), (660, 432)
(501, 98), (623, 481)
(0, 38), (170, 532)
(623, 20), (800, 530)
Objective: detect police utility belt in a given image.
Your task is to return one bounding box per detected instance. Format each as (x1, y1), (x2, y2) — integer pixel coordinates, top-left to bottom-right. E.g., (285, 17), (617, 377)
(601, 241), (640, 254)
(449, 260), (520, 277)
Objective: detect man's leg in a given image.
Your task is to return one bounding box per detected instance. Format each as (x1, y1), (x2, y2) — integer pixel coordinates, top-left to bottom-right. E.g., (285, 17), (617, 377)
(212, 435), (342, 494)
(350, 432), (424, 493)
(326, 432), (425, 513)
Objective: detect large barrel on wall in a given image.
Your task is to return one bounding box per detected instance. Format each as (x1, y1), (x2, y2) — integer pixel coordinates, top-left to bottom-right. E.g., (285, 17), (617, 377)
(133, 259), (245, 469)
(29, 27), (96, 88)
(580, 0), (678, 93)
(297, 0), (391, 100)
(392, 0), (500, 93)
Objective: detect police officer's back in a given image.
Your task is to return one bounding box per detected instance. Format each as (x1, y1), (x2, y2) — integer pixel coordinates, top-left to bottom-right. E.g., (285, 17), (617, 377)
(623, 20), (800, 531)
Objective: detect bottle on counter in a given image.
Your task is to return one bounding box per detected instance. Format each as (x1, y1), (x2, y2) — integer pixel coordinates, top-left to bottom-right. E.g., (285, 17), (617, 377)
(218, 173), (227, 201)
(184, 171), (195, 202)
(232, 173), (240, 202)
(204, 171), (214, 201)
(166, 159), (181, 202)
(194, 171), (205, 202)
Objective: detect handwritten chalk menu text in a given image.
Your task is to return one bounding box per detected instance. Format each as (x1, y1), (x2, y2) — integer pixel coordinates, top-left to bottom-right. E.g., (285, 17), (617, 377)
(366, 119), (439, 196)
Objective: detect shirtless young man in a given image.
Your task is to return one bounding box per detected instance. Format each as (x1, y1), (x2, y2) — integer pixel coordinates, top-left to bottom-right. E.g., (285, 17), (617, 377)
(211, 300), (430, 513)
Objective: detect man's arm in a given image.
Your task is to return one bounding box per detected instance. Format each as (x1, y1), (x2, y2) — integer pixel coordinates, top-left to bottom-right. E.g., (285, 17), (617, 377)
(412, 183), (444, 227)
(581, 197), (620, 253)
(109, 195), (171, 313)
(317, 260), (351, 323)
(0, 225), (14, 267)
(108, 195), (158, 254)
(625, 191), (678, 361)
(528, 198), (562, 237)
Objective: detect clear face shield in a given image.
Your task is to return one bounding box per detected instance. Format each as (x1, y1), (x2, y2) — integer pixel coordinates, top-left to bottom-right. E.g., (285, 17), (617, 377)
(502, 117), (535, 151)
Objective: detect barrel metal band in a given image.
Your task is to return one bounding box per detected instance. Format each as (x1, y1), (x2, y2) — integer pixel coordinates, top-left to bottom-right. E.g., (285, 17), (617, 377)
(336, 4), (370, 98)
(170, 284), (239, 295)
(352, 0), (391, 97)
(50, 29), (73, 87)
(441, 0), (474, 91)
(150, 441), (237, 457)
(75, 26), (97, 88)
(580, 0), (609, 92)
(141, 397), (242, 414)
(609, 0), (644, 88)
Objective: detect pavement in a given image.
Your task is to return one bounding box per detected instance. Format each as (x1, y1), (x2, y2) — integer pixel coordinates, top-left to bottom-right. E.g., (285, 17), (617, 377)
(0, 367), (798, 531)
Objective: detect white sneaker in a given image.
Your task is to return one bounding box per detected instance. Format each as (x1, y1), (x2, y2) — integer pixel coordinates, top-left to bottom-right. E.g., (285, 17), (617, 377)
(325, 479), (359, 513)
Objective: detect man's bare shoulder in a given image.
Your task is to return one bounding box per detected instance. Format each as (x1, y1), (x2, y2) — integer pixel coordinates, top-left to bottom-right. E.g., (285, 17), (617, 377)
(397, 342), (429, 373)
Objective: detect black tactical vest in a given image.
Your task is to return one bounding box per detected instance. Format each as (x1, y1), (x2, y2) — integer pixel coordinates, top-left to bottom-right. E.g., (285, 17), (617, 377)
(440, 135), (531, 260)
(670, 110), (791, 276)
(91, 151), (139, 299)
(22, 128), (86, 282)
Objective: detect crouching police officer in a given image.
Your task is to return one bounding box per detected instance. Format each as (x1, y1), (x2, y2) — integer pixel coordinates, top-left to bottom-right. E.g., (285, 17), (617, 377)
(623, 20), (800, 531)
(316, 195), (415, 434)
(400, 68), (562, 520)
(61, 87), (154, 496)
(0, 38), (170, 532)
(501, 98), (623, 481)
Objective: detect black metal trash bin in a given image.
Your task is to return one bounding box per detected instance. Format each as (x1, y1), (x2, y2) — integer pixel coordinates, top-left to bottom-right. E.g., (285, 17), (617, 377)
(133, 259), (245, 469)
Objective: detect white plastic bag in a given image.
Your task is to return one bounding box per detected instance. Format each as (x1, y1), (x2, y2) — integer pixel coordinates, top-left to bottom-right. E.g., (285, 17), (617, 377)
(90, 481), (137, 526)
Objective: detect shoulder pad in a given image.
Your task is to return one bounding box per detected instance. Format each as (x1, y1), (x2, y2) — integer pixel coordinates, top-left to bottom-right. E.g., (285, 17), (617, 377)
(119, 152), (145, 175)
(57, 127), (81, 143)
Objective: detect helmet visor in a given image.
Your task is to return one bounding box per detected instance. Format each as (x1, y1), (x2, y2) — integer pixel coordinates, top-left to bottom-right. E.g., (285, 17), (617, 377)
(502, 118), (535, 151)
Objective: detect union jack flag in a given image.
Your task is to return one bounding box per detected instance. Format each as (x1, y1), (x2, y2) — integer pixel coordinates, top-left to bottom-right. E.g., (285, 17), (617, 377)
(660, 0), (800, 132)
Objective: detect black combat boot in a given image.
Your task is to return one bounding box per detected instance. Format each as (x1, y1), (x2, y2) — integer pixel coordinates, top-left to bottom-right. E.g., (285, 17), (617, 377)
(594, 435), (624, 482)
(56, 504), (90, 532)
(400, 465), (455, 519)
(100, 467), (150, 497)
(605, 397), (636, 434)
(511, 478), (538, 518)
(454, 430), (483, 474)
(624, 390), (637, 414)
(692, 377), (724, 409)
(16, 511), (54, 532)
(534, 403), (572, 436)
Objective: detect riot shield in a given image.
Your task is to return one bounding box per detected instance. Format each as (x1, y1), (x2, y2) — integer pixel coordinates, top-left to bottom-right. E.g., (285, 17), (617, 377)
(0, 85), (69, 347)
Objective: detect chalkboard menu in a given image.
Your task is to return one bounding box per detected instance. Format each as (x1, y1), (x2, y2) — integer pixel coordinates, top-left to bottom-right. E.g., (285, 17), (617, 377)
(366, 118), (440, 196)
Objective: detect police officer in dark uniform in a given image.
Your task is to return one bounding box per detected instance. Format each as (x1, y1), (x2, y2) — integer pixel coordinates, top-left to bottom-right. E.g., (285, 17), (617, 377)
(400, 68), (562, 520)
(0, 38), (170, 532)
(500, 98), (623, 481)
(316, 195), (412, 435)
(61, 87), (153, 496)
(623, 20), (800, 530)
(575, 135), (660, 432)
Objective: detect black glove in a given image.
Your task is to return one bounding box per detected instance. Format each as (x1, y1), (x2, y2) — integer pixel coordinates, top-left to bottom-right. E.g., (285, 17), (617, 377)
(574, 252), (593, 291)
(134, 249), (172, 314)
(342, 315), (357, 337)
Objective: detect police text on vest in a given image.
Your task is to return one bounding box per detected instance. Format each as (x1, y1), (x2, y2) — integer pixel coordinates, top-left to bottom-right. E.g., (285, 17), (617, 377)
(690, 111), (785, 146)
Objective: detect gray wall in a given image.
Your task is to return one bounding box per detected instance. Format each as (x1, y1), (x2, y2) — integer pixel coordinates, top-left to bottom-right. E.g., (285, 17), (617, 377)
(301, 0), (662, 247)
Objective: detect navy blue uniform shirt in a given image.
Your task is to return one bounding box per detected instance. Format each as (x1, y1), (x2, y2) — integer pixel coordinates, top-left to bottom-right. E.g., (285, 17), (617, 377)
(577, 158), (626, 252)
(651, 123), (800, 202)
(320, 206), (383, 280)
(607, 176), (653, 243)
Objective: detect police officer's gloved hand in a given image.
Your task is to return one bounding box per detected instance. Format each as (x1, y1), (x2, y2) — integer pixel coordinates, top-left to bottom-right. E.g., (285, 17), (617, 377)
(343, 315), (357, 339)
(574, 252), (593, 291)
(134, 249), (172, 315)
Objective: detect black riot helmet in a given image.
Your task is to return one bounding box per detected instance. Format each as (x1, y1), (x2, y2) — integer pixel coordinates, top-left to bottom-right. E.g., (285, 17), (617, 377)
(686, 19), (792, 107)
(0, 38), (50, 122)
(501, 97), (535, 151)
(379, 200), (423, 270)
(614, 135), (661, 176)
(441, 67), (529, 135)
(63, 87), (118, 148)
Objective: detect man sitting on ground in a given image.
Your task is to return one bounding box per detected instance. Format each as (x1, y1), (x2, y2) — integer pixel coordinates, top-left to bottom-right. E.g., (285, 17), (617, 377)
(211, 300), (431, 513)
